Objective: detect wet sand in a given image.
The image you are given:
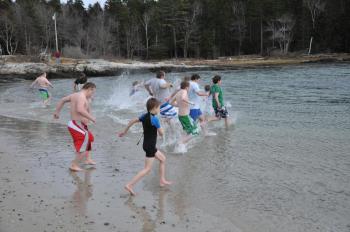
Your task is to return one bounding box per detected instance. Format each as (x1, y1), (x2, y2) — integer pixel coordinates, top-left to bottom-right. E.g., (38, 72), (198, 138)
(0, 115), (238, 232)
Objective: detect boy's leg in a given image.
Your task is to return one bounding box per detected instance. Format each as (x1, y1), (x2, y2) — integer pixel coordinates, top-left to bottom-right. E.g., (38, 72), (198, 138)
(85, 151), (96, 165)
(154, 151), (172, 186)
(198, 115), (208, 134)
(70, 152), (84, 171)
(46, 91), (51, 105)
(181, 133), (192, 144)
(125, 157), (155, 195)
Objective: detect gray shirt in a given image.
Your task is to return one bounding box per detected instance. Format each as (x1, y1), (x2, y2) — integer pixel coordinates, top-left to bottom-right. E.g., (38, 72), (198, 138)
(145, 78), (170, 103)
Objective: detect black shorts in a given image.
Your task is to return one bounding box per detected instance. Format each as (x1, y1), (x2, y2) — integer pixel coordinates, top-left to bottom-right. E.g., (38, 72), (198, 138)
(143, 146), (157, 158)
(214, 107), (229, 119)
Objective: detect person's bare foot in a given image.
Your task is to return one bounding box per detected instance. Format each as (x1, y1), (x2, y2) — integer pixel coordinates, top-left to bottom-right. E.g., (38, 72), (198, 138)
(125, 184), (136, 196)
(85, 159), (96, 165)
(69, 164), (83, 172)
(160, 180), (172, 187)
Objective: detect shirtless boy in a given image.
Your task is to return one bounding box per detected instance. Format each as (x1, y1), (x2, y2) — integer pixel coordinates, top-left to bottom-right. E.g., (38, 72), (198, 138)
(53, 82), (97, 171)
(171, 81), (198, 144)
(30, 72), (53, 106)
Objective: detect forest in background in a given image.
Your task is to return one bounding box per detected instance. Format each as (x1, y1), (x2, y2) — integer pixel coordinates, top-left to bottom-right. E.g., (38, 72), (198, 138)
(0, 0), (349, 60)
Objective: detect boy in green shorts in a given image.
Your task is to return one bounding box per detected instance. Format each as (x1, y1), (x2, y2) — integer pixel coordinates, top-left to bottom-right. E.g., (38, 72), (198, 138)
(211, 75), (229, 128)
(170, 81), (198, 146)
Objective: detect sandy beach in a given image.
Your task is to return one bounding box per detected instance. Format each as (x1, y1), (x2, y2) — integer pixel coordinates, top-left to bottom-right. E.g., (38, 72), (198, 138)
(0, 115), (239, 232)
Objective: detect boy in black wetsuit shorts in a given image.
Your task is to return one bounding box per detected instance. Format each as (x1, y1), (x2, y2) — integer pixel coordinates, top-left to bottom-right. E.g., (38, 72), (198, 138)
(118, 98), (172, 195)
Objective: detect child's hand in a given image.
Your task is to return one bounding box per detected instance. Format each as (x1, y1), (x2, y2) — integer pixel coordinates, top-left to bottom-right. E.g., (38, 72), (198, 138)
(53, 112), (59, 119)
(118, 131), (127, 137)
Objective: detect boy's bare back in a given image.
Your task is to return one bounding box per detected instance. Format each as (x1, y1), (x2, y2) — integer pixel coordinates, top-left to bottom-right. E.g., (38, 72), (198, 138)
(35, 74), (52, 88)
(175, 89), (190, 116)
(70, 92), (90, 124)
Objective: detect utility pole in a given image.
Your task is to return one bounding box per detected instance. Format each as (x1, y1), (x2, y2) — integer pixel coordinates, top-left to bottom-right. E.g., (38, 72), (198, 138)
(53, 13), (58, 52)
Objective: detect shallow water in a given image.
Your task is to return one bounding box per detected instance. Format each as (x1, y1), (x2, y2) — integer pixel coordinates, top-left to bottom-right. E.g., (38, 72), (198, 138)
(0, 63), (350, 232)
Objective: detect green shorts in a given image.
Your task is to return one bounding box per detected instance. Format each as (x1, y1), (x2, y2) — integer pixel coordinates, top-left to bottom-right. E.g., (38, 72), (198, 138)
(178, 115), (199, 135)
(39, 88), (49, 100)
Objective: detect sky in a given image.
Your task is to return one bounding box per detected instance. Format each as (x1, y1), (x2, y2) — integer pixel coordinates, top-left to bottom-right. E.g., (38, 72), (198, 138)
(60, 0), (107, 8)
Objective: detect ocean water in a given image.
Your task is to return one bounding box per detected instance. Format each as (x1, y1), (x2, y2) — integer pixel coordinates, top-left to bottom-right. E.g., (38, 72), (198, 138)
(0, 63), (349, 232)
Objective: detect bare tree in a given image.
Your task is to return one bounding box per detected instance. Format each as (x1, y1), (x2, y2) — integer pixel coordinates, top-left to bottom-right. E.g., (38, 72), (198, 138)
(303, 0), (326, 54)
(125, 17), (140, 59)
(231, 0), (246, 56)
(266, 20), (278, 48)
(274, 14), (295, 55)
(0, 13), (18, 55)
(86, 12), (113, 57)
(34, 4), (55, 54)
(141, 9), (153, 59)
(182, 1), (201, 58)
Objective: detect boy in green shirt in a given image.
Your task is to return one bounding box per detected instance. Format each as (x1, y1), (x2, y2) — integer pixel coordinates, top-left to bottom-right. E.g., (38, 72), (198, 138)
(211, 75), (229, 128)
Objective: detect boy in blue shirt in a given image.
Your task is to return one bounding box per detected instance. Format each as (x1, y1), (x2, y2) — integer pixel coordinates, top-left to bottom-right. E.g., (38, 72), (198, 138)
(118, 98), (172, 195)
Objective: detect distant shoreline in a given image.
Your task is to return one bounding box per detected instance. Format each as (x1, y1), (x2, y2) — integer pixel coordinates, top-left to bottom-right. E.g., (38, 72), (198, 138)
(1, 53), (349, 79)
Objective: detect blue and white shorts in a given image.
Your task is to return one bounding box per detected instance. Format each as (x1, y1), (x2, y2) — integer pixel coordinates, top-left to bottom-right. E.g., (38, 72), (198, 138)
(160, 102), (177, 119)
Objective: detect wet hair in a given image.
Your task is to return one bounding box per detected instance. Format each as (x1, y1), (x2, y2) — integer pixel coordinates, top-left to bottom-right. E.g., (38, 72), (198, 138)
(204, 85), (211, 92)
(212, 75), (221, 84)
(82, 82), (96, 90)
(146, 97), (161, 111)
(180, 81), (190, 89)
(191, 74), (201, 81)
(156, 71), (165, 79)
(75, 73), (87, 85)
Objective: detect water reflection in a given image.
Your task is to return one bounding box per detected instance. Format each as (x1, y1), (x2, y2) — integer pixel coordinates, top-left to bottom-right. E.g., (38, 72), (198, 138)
(70, 168), (95, 215)
(125, 189), (168, 232)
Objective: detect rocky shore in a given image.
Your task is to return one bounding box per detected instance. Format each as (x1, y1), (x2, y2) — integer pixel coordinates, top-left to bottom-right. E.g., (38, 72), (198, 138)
(0, 53), (349, 79)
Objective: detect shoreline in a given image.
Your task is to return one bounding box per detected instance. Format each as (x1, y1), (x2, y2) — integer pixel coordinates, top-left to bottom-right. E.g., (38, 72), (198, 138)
(0, 53), (349, 79)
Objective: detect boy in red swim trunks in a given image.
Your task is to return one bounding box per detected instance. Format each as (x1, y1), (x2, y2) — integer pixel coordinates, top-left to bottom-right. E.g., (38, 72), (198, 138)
(53, 82), (97, 171)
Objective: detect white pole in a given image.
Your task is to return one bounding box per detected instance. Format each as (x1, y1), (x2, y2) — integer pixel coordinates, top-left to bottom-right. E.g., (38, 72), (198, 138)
(308, 36), (313, 55)
(54, 13), (58, 52)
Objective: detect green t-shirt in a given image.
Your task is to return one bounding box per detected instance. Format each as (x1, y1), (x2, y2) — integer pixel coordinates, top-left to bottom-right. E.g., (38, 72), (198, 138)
(211, 84), (224, 108)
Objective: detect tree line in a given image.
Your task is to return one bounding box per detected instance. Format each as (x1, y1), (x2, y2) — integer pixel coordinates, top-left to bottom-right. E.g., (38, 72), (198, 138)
(0, 0), (349, 59)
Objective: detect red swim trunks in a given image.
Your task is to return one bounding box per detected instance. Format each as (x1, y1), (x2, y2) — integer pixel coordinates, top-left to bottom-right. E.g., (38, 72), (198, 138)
(67, 120), (94, 153)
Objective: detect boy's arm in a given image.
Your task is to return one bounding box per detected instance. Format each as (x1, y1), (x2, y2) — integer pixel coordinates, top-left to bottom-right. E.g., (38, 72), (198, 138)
(181, 93), (194, 106)
(170, 96), (178, 107)
(144, 83), (153, 96)
(53, 95), (71, 119)
(76, 96), (95, 123)
(196, 90), (209, 97)
(47, 80), (54, 88)
(157, 128), (164, 137)
(159, 82), (172, 89)
(30, 79), (38, 88)
(165, 88), (180, 102)
(118, 118), (140, 137)
(214, 92), (221, 108)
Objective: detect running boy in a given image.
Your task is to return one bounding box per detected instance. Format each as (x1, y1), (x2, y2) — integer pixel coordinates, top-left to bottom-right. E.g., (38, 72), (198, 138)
(188, 74), (210, 133)
(30, 72), (53, 106)
(53, 82), (97, 171)
(129, 80), (144, 96)
(171, 81), (198, 144)
(211, 75), (229, 128)
(118, 98), (172, 196)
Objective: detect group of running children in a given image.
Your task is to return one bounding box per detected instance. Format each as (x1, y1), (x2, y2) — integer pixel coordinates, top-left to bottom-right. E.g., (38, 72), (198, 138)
(30, 71), (229, 196)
